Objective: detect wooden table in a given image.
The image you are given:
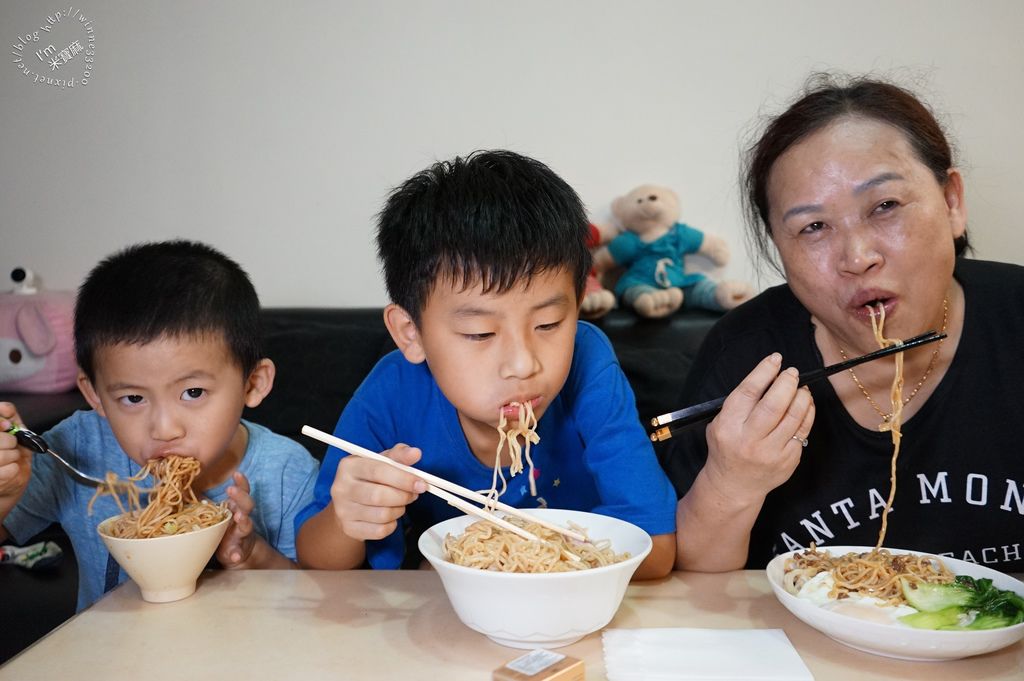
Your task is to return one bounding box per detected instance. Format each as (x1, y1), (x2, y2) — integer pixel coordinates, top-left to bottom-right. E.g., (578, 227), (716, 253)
(2, 569), (1021, 680)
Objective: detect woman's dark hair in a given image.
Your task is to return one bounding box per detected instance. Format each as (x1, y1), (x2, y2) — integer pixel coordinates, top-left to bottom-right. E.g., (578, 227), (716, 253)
(742, 74), (970, 273)
(376, 149), (590, 324)
(75, 240), (262, 381)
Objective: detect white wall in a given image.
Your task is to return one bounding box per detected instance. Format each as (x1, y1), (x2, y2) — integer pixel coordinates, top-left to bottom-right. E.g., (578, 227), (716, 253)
(3, 1), (1022, 306)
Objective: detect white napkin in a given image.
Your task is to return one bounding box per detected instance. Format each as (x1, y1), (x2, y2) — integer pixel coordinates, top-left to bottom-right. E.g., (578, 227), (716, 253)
(602, 628), (814, 681)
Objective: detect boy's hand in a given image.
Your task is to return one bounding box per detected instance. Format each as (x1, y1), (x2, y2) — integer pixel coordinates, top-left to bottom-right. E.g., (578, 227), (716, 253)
(0, 402), (32, 502)
(216, 471), (258, 569)
(330, 443), (426, 542)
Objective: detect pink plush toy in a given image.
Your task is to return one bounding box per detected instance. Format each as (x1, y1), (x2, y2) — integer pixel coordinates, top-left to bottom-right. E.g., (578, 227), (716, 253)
(0, 268), (77, 393)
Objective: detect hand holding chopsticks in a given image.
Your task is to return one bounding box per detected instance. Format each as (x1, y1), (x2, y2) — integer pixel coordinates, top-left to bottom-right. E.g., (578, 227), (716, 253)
(300, 426), (587, 561)
(649, 330), (946, 442)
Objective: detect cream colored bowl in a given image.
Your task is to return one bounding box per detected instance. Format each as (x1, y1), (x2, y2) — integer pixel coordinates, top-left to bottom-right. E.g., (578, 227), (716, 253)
(98, 512), (230, 603)
(418, 508), (652, 649)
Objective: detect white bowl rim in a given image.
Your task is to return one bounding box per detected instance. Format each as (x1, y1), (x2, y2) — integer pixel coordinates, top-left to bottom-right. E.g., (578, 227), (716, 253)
(767, 544), (1024, 637)
(97, 509), (231, 542)
(418, 509), (653, 580)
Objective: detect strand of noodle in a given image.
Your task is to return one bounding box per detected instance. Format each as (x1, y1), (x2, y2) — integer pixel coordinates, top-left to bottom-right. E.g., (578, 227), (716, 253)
(87, 467), (150, 516)
(521, 402), (539, 497)
(486, 411), (510, 508)
(869, 304), (903, 550)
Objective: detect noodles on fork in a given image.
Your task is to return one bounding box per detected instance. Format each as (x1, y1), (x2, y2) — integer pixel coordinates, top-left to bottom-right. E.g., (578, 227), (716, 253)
(91, 455), (228, 539)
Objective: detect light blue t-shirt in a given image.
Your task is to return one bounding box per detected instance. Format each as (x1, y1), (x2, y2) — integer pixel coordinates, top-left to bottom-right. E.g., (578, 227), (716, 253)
(296, 321), (677, 569)
(4, 411), (318, 611)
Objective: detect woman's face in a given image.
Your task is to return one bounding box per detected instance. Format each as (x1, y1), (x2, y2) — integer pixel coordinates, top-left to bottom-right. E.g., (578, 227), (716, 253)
(766, 116), (966, 353)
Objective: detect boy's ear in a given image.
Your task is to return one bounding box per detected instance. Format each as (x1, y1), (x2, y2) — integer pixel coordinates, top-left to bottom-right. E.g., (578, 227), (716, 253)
(383, 304), (426, 364)
(76, 372), (106, 417)
(243, 358), (276, 409)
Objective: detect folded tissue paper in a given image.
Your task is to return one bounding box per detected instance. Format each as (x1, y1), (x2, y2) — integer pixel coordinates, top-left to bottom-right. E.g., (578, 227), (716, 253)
(603, 628), (814, 681)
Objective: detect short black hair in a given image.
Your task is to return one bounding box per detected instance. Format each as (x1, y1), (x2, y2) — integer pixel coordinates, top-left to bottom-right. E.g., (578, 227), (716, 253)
(75, 240), (262, 381)
(376, 150), (590, 323)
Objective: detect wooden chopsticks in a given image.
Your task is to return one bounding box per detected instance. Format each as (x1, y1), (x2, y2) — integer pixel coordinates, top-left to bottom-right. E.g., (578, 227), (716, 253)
(300, 426), (587, 559)
(649, 330), (946, 442)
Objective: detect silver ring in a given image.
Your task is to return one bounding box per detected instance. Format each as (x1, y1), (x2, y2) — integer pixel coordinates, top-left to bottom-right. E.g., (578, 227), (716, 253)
(792, 436), (808, 447)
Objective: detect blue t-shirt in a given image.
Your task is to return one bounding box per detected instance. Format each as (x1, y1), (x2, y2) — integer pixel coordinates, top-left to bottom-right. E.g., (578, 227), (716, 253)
(3, 411), (319, 610)
(296, 321), (677, 569)
(608, 222), (707, 295)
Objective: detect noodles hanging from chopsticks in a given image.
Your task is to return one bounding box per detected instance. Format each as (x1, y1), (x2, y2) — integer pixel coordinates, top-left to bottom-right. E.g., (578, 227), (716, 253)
(869, 303), (903, 550)
(781, 303), (947, 605)
(483, 401), (540, 507)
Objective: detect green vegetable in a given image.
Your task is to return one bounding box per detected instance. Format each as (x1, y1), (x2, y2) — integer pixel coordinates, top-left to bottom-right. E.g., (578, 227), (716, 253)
(898, 576), (1024, 631)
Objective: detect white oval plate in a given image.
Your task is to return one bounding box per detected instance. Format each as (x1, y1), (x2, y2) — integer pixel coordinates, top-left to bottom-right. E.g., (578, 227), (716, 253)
(766, 546), (1024, 661)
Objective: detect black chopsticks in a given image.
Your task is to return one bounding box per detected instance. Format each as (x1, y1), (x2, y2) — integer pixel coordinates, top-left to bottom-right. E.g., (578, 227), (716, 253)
(648, 330), (946, 442)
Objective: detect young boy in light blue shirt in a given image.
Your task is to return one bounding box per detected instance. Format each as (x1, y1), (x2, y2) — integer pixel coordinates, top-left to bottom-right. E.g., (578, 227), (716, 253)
(0, 240), (319, 610)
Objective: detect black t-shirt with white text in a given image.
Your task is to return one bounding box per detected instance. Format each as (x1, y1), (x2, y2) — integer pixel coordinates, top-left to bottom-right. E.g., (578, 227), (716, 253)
(661, 258), (1024, 572)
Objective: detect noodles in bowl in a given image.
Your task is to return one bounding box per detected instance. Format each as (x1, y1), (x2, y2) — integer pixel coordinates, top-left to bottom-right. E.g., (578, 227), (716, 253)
(444, 515), (630, 573)
(95, 455), (231, 603)
(419, 508), (651, 649)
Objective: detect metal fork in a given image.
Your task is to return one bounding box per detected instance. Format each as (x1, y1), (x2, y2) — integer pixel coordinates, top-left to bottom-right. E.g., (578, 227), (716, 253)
(7, 425), (108, 488)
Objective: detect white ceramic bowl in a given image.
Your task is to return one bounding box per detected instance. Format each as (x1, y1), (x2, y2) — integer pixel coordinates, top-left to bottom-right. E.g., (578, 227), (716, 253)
(98, 511), (231, 603)
(767, 545), (1024, 661)
(418, 508), (652, 649)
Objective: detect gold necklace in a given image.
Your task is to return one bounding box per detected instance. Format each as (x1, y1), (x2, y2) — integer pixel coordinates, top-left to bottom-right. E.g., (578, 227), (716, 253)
(839, 297), (948, 423)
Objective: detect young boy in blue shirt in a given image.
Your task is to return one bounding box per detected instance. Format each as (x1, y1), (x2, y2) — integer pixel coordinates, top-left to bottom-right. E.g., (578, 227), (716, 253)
(0, 240), (319, 610)
(295, 150), (676, 577)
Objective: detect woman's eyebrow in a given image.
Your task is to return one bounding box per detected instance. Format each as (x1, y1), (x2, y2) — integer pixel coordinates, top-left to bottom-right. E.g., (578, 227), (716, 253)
(853, 172), (905, 195)
(780, 172), (908, 223)
(781, 203), (822, 223)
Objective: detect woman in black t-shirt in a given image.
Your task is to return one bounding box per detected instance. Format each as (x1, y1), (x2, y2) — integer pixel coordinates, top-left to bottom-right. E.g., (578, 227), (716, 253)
(667, 76), (1024, 574)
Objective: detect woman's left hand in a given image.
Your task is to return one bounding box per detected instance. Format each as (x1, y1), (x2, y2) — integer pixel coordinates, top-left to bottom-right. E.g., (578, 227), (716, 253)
(703, 354), (816, 506)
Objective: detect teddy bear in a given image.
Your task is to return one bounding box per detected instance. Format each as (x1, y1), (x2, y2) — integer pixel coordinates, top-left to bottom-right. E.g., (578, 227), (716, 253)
(579, 222), (618, 319)
(593, 184), (753, 318)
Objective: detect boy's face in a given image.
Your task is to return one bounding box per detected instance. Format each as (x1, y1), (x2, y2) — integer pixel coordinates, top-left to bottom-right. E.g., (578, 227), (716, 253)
(390, 268), (579, 463)
(77, 333), (273, 488)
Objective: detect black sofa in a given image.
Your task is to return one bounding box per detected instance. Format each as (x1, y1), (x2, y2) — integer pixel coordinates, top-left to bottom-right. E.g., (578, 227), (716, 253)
(0, 306), (720, 663)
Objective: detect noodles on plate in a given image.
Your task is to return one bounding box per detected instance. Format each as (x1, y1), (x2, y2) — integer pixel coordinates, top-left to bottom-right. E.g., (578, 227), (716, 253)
(783, 545), (954, 606)
(91, 455), (229, 539)
(444, 515), (629, 572)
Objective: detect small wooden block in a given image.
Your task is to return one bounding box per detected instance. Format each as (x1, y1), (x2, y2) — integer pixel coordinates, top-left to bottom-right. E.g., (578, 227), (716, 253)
(492, 650), (584, 681)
